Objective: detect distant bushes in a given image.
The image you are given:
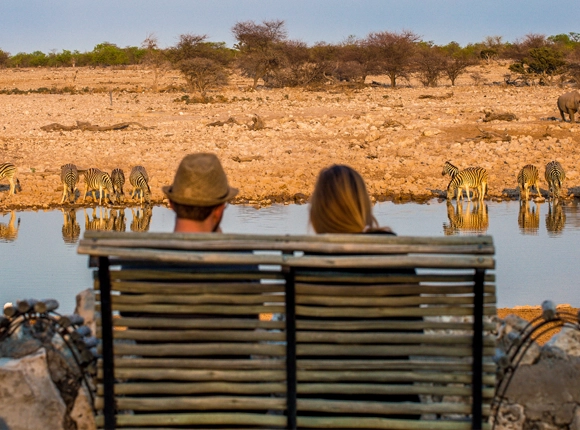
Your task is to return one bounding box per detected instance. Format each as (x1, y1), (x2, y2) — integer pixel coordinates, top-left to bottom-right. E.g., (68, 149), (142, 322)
(1, 29), (579, 90)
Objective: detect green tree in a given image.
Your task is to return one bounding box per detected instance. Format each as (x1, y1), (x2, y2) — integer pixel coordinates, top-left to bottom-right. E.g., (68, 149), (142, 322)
(90, 42), (129, 66)
(0, 48), (9, 68)
(440, 42), (477, 85)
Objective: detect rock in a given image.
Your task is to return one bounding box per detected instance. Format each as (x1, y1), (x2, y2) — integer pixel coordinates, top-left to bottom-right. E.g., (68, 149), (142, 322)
(74, 289), (96, 335)
(0, 349), (67, 430)
(70, 387), (96, 430)
(547, 327), (580, 357)
(422, 128), (442, 137)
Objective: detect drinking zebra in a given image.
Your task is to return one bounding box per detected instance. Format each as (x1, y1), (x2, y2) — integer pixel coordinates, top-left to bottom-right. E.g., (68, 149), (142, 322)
(441, 161), (459, 179)
(517, 164), (541, 201)
(111, 168), (126, 203)
(0, 210), (20, 242)
(60, 163), (79, 204)
(446, 167), (488, 201)
(129, 166), (151, 204)
(0, 162), (22, 196)
(82, 168), (116, 205)
(544, 161), (565, 200)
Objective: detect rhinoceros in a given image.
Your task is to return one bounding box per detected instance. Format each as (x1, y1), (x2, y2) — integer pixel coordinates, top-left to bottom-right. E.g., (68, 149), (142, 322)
(557, 90), (580, 123)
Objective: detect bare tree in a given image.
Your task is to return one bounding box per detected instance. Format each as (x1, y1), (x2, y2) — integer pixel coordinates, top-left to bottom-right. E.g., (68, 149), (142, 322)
(414, 43), (446, 87)
(179, 58), (229, 99)
(365, 30), (420, 87)
(232, 19), (288, 88)
(141, 33), (166, 91)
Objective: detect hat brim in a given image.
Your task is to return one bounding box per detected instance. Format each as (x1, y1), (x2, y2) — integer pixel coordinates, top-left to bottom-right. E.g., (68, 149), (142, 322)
(162, 185), (238, 206)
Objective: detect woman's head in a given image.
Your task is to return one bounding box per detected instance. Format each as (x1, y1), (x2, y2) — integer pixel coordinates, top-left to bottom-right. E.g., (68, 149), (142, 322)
(309, 164), (378, 233)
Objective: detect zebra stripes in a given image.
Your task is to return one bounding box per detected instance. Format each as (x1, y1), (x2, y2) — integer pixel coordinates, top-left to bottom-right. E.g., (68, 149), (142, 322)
(441, 161), (459, 179)
(82, 168), (116, 205)
(111, 168), (126, 203)
(129, 166), (151, 204)
(446, 167), (488, 201)
(544, 161), (565, 200)
(60, 163), (79, 204)
(0, 162), (21, 196)
(517, 164), (541, 201)
(443, 200), (489, 235)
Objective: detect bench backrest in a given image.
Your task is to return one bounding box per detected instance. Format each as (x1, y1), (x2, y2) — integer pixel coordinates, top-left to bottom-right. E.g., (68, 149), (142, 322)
(79, 231), (496, 430)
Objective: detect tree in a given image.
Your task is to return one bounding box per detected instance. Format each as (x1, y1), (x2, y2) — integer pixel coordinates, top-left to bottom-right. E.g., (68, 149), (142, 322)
(413, 43), (446, 87)
(0, 49), (9, 68)
(441, 42), (477, 86)
(232, 19), (288, 88)
(90, 42), (129, 66)
(509, 46), (566, 84)
(171, 34), (232, 99)
(365, 30), (420, 87)
(141, 33), (167, 91)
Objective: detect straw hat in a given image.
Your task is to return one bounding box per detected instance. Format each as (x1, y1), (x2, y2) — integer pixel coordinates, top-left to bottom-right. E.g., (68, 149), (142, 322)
(162, 153), (238, 206)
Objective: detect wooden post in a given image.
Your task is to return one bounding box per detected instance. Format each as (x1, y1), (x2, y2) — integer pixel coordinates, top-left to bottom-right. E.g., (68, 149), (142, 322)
(284, 267), (297, 430)
(99, 257), (116, 429)
(472, 268), (485, 430)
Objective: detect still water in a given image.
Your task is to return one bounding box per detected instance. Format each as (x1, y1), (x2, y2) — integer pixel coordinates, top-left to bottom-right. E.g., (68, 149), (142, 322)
(0, 200), (578, 313)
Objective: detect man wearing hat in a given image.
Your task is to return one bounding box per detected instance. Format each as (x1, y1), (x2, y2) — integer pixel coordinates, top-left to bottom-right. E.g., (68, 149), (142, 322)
(162, 153), (238, 233)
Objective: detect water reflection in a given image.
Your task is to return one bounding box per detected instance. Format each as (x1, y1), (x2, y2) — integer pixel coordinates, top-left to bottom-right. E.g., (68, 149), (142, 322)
(83, 207), (129, 233)
(0, 210), (20, 242)
(546, 200), (566, 236)
(518, 201), (540, 235)
(443, 201), (489, 235)
(130, 207), (152, 232)
(61, 209), (81, 244)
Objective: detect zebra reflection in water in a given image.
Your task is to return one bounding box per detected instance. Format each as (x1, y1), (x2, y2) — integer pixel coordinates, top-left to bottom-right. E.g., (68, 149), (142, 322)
(443, 200), (489, 235)
(518, 201), (540, 235)
(61, 208), (81, 244)
(130, 207), (152, 232)
(84, 207), (127, 232)
(546, 200), (566, 236)
(0, 210), (20, 242)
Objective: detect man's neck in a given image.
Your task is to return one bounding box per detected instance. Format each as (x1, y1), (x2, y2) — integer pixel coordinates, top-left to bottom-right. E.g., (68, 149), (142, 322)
(173, 217), (216, 233)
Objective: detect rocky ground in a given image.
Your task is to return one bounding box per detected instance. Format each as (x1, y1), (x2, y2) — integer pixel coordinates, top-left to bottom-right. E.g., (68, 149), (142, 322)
(0, 64), (579, 211)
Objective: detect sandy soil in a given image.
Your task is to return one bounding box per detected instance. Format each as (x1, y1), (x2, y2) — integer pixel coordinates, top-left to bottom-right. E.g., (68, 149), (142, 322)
(0, 64), (579, 211)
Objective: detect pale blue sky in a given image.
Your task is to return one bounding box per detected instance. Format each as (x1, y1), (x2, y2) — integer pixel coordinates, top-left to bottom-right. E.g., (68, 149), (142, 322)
(0, 0), (577, 54)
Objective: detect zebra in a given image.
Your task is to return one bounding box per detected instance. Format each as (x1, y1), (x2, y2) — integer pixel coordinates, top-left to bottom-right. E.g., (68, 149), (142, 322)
(61, 208), (81, 244)
(517, 164), (541, 201)
(111, 168), (126, 203)
(544, 161), (565, 200)
(546, 200), (565, 236)
(129, 166), (151, 204)
(60, 163), (79, 204)
(0, 162), (22, 196)
(441, 161), (459, 179)
(0, 210), (20, 242)
(82, 168), (116, 205)
(443, 200), (489, 235)
(446, 167), (488, 201)
(130, 207), (153, 232)
(518, 200), (540, 235)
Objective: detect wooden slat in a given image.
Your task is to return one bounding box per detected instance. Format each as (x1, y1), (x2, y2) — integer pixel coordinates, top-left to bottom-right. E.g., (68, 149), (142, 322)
(295, 294), (496, 307)
(114, 329), (286, 342)
(109, 303), (285, 315)
(78, 245), (495, 269)
(295, 319), (497, 331)
(295, 283), (496, 296)
(111, 281), (285, 294)
(296, 344), (495, 357)
(111, 317), (285, 330)
(295, 304), (497, 318)
(111, 343), (286, 357)
(97, 412), (287, 428)
(295, 273), (496, 283)
(297, 383), (496, 398)
(110, 293), (285, 305)
(97, 381), (288, 396)
(109, 270), (281, 282)
(295, 332), (496, 346)
(297, 415), (491, 430)
(113, 357), (286, 369)
(98, 368), (286, 382)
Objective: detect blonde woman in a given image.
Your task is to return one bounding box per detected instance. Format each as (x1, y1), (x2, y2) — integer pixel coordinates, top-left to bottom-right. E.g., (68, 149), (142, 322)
(309, 164), (393, 234)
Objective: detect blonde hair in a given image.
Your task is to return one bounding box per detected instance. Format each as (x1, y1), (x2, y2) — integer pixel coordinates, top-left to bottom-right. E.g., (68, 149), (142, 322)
(309, 165), (379, 234)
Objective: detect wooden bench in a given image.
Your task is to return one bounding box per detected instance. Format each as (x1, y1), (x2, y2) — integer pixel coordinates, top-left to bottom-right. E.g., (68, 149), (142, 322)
(78, 231), (497, 430)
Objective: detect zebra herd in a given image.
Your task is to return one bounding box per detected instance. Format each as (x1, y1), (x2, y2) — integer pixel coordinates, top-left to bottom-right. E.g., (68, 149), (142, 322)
(443, 160), (567, 202)
(60, 164), (151, 205)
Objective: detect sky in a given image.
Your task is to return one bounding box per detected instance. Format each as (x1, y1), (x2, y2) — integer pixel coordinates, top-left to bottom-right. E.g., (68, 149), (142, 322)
(0, 0), (578, 54)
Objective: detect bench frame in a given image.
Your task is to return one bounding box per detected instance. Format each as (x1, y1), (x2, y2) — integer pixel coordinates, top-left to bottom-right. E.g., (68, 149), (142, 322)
(80, 231), (495, 430)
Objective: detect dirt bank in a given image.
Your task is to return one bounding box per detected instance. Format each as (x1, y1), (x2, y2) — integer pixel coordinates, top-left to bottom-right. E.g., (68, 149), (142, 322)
(0, 65), (579, 211)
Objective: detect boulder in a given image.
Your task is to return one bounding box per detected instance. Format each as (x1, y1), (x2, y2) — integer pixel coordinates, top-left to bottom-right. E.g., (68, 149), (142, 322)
(0, 349), (66, 430)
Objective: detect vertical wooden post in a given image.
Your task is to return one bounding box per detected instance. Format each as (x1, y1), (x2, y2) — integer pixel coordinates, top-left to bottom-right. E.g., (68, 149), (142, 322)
(284, 267), (297, 430)
(472, 268), (485, 430)
(98, 257), (116, 429)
